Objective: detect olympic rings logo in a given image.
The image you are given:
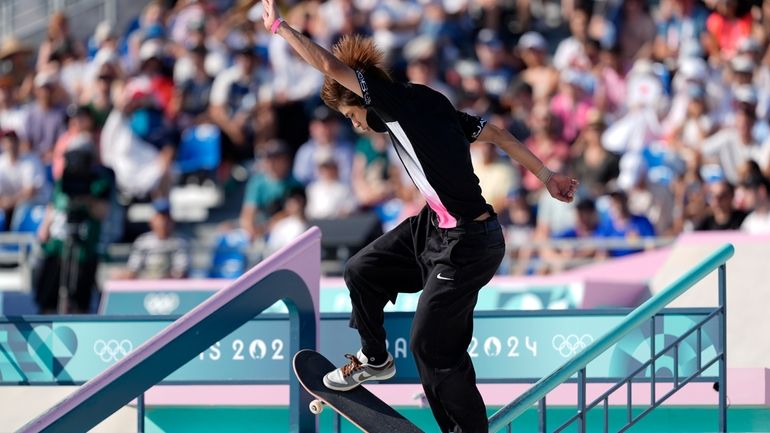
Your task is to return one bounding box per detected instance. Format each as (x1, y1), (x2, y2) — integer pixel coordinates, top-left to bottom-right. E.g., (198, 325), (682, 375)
(552, 334), (594, 358)
(93, 339), (133, 363)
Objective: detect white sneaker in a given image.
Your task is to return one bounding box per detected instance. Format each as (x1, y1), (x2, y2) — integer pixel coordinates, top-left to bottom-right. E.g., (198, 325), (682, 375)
(322, 350), (396, 391)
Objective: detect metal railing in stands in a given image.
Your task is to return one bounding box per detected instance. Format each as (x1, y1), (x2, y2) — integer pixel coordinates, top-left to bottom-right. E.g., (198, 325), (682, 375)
(488, 243), (734, 433)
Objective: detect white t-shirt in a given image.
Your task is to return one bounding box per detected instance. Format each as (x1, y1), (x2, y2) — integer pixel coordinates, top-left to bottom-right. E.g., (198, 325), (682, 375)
(0, 152), (48, 201)
(741, 209), (770, 234)
(701, 129), (770, 185)
(306, 180), (357, 219)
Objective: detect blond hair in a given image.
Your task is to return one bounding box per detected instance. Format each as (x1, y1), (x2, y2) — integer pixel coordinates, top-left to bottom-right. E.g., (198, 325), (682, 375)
(320, 35), (390, 111)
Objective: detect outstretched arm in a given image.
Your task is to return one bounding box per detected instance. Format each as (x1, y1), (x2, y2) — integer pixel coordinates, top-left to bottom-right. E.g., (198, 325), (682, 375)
(262, 0), (361, 98)
(477, 123), (578, 203)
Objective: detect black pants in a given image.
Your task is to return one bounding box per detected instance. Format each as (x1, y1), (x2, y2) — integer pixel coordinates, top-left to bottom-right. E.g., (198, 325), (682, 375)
(345, 206), (505, 433)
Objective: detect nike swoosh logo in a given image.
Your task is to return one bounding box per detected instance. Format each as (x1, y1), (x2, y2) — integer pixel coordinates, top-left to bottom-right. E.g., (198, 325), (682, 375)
(353, 371), (372, 382)
(437, 273), (454, 281)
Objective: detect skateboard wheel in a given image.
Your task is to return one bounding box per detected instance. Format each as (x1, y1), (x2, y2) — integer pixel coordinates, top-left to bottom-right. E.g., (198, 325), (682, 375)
(309, 399), (324, 414)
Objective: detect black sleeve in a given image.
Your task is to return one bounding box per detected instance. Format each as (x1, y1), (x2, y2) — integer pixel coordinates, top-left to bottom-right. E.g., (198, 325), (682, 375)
(455, 110), (488, 143)
(355, 69), (403, 119)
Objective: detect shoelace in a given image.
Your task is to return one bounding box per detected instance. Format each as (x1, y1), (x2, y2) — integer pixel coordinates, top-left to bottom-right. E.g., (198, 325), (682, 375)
(340, 353), (364, 378)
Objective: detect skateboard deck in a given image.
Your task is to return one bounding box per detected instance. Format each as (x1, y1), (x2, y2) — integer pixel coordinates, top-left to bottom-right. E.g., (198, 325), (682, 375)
(293, 349), (424, 433)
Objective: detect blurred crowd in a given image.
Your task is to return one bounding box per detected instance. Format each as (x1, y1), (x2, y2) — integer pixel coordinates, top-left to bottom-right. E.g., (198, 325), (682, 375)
(1, 0), (770, 291)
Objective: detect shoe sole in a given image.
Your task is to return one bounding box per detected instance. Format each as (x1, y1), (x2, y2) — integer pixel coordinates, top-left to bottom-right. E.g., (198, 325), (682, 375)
(323, 368), (397, 392)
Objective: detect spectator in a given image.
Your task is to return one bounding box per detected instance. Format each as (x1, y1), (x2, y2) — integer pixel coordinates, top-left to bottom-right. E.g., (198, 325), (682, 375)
(265, 188), (308, 256)
(120, 199), (191, 279)
(52, 106), (99, 180)
(553, 3), (592, 71)
(34, 133), (113, 314)
(550, 69), (594, 144)
(500, 80), (533, 142)
(0, 131), (49, 230)
(613, 0), (656, 67)
(654, 0), (710, 62)
(171, 43), (213, 130)
(617, 152), (676, 235)
(701, 105), (770, 185)
(571, 111), (620, 198)
(100, 82), (175, 200)
(499, 188), (536, 275)
(598, 189), (655, 257)
(518, 31), (559, 102)
(471, 139), (520, 213)
(403, 37), (456, 105)
(704, 0), (752, 62)
(306, 158), (357, 219)
(522, 105), (570, 193)
(240, 140), (304, 241)
(671, 147), (708, 233)
(696, 180), (747, 231)
(293, 105), (354, 185)
(740, 174), (770, 234)
(0, 77), (27, 135)
(668, 84), (715, 150)
(594, 44), (627, 117)
(24, 72), (67, 162)
(37, 12), (83, 73)
(209, 44), (267, 162)
(80, 62), (119, 129)
(0, 36), (34, 101)
(540, 197), (606, 273)
(475, 29), (514, 98)
(351, 133), (398, 209)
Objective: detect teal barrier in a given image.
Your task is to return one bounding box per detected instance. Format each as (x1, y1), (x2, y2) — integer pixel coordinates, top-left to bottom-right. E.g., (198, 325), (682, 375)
(488, 243), (734, 432)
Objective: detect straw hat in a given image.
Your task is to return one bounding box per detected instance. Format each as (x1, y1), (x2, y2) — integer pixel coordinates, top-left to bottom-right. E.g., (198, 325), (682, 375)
(0, 36), (32, 60)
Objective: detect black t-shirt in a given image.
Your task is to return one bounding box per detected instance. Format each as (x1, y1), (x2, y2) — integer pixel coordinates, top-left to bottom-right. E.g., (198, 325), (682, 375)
(355, 69), (490, 228)
(696, 210), (747, 231)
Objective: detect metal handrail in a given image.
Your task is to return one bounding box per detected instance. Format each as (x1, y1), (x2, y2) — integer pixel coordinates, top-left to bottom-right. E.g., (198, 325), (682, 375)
(488, 243), (734, 432)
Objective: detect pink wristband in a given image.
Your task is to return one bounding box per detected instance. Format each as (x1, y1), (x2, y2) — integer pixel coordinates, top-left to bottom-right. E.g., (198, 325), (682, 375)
(271, 19), (284, 34)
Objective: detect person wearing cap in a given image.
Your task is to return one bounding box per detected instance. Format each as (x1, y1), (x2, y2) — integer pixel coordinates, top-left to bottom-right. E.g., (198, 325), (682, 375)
(293, 105), (354, 185)
(261, 2), (578, 432)
(23, 71), (67, 162)
(209, 41), (266, 161)
(0, 130), (49, 230)
(34, 132), (113, 314)
(475, 28), (514, 97)
(0, 36), (34, 94)
(240, 140), (304, 241)
(518, 31), (559, 101)
(119, 199), (191, 280)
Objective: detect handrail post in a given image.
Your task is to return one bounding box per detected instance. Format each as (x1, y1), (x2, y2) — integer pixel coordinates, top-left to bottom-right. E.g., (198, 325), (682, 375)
(718, 264), (727, 433)
(137, 393), (145, 433)
(538, 397), (547, 433)
(577, 368), (586, 433)
(650, 317), (656, 406)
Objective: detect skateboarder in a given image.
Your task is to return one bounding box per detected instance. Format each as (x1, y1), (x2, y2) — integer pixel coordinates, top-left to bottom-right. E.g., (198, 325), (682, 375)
(262, 1), (578, 432)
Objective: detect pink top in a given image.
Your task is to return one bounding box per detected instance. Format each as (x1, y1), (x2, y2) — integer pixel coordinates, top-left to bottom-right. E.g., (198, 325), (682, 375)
(550, 93), (594, 143)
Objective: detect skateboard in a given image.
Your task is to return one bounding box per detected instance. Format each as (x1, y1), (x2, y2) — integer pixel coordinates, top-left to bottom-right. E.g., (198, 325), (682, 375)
(293, 349), (424, 433)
